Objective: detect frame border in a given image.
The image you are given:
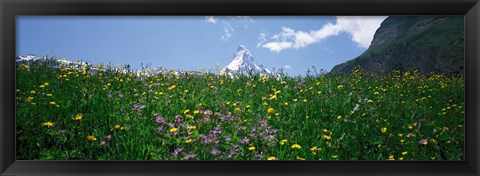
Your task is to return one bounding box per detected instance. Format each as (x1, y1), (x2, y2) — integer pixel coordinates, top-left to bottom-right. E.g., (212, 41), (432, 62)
(1, 0), (479, 176)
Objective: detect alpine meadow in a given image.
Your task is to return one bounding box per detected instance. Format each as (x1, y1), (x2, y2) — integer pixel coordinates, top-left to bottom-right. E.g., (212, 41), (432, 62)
(15, 16), (464, 160)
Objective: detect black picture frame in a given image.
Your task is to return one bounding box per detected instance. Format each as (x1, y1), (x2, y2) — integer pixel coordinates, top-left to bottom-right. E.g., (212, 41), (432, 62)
(1, 0), (479, 176)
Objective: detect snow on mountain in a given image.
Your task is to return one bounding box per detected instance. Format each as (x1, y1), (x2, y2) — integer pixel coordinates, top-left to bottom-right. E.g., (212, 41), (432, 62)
(221, 45), (276, 78)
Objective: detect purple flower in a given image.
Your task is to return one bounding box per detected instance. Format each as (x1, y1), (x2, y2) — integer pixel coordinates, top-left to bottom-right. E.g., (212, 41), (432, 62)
(407, 132), (413, 137)
(204, 109), (213, 116)
(211, 148), (221, 155)
(258, 119), (268, 126)
(155, 116), (165, 124)
(173, 148), (184, 156)
(133, 104), (140, 109)
(259, 131), (265, 136)
(249, 133), (255, 137)
(175, 115), (182, 124)
(263, 136), (274, 141)
(167, 122), (175, 127)
(105, 135), (112, 142)
(183, 153), (197, 160)
(107, 94), (112, 98)
(240, 137), (250, 143)
(227, 149), (236, 158)
(157, 126), (164, 132)
(225, 135), (232, 141)
(251, 127), (256, 132)
(118, 93), (124, 98)
(419, 138), (428, 145)
(239, 126), (247, 131)
(101, 141), (107, 147)
(165, 82), (171, 86)
(214, 112), (222, 117)
(213, 140), (219, 144)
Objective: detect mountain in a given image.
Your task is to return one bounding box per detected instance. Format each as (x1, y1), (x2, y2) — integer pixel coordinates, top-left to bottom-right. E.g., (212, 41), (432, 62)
(330, 16), (464, 76)
(221, 45), (276, 77)
(16, 54), (90, 68)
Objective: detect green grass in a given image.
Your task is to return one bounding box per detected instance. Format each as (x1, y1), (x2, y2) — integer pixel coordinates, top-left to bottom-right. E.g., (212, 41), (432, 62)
(16, 59), (464, 160)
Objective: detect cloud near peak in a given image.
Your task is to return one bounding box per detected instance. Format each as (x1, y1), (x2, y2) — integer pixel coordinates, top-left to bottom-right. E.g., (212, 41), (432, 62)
(261, 16), (387, 52)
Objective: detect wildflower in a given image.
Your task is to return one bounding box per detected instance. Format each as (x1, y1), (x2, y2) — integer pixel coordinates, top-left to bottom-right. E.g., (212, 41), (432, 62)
(337, 85), (344, 89)
(170, 128), (179, 133)
(183, 153), (196, 160)
(419, 139), (428, 145)
(322, 135), (332, 140)
(105, 135), (112, 142)
(284, 102), (288, 106)
(173, 148), (184, 156)
(332, 155), (338, 159)
(267, 156), (277, 160)
(248, 146), (256, 151)
(118, 94), (124, 98)
(42, 121), (54, 127)
(367, 99), (374, 103)
(101, 141), (107, 147)
(279, 139), (287, 145)
(74, 113), (83, 121)
(381, 127), (387, 133)
(267, 108), (274, 114)
(184, 109), (190, 115)
(337, 115), (342, 120)
(114, 125), (121, 130)
(167, 85), (176, 91)
(374, 92), (380, 95)
(46, 93), (52, 97)
(399, 157), (404, 160)
(240, 137), (250, 143)
(185, 139), (192, 143)
(27, 97), (34, 103)
(211, 148), (221, 155)
(402, 151), (408, 155)
(155, 116), (165, 124)
(30, 90), (36, 94)
(86, 135), (96, 141)
(408, 125), (413, 129)
(188, 126), (196, 130)
(388, 155), (395, 160)
(398, 133), (403, 137)
(291, 144), (302, 149)
(39, 85), (45, 88)
(310, 146), (317, 151)
(49, 101), (56, 105)
(297, 157), (305, 160)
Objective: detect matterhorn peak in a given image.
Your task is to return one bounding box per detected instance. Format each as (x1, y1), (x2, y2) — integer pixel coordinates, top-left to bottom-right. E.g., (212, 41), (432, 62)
(221, 45), (276, 78)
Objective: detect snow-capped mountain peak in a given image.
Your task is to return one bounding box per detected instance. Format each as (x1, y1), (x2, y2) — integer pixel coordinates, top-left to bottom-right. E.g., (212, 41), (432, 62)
(222, 45), (275, 77)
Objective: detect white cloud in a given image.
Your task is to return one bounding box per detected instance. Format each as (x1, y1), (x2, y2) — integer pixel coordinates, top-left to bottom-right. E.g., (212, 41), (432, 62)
(205, 16), (217, 24)
(256, 32), (268, 48)
(284, 65), (291, 69)
(261, 16), (387, 52)
(221, 22), (234, 42)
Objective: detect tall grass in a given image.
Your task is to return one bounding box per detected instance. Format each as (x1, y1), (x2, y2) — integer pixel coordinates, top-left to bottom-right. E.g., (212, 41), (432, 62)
(16, 58), (464, 160)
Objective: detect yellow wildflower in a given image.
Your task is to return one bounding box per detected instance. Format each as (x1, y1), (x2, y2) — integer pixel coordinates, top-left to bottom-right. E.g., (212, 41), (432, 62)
(169, 128), (178, 133)
(367, 99), (374, 103)
(193, 110), (200, 114)
(381, 127), (387, 133)
(267, 156), (277, 160)
(86, 135), (96, 141)
(267, 107), (274, 114)
(402, 151), (408, 155)
(46, 93), (52, 97)
(291, 144), (301, 149)
(337, 115), (342, 120)
(49, 101), (56, 105)
(42, 121), (54, 127)
(185, 139), (193, 143)
(184, 109), (190, 115)
(114, 125), (121, 130)
(248, 146), (256, 151)
(279, 139), (287, 145)
(74, 113), (83, 121)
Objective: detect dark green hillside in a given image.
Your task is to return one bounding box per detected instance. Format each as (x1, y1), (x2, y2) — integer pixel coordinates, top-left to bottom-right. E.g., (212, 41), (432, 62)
(331, 16), (464, 76)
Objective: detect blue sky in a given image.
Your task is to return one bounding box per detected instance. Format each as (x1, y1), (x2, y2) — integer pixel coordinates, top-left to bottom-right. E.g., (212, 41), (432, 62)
(17, 16), (387, 76)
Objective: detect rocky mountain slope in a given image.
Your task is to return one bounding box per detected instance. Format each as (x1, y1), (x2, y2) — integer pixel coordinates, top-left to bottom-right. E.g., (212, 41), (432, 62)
(330, 16), (464, 76)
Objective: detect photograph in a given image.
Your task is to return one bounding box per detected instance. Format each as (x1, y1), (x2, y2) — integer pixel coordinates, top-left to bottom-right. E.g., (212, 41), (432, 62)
(15, 15), (464, 161)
